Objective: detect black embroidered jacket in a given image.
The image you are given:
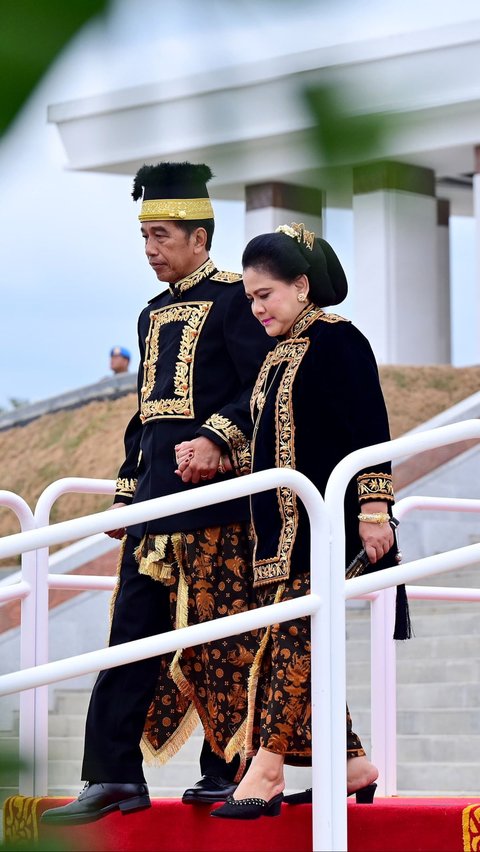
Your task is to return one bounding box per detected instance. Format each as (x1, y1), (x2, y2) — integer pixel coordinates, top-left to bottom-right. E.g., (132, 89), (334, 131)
(250, 305), (395, 587)
(114, 258), (274, 537)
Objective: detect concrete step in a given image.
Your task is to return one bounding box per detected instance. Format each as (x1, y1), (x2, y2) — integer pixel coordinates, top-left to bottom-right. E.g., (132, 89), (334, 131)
(353, 707), (480, 735)
(397, 733), (480, 762)
(398, 761), (480, 792)
(48, 714), (86, 738)
(346, 607), (480, 639)
(347, 657), (480, 683)
(53, 689), (91, 716)
(347, 634), (480, 661)
(348, 681), (480, 710)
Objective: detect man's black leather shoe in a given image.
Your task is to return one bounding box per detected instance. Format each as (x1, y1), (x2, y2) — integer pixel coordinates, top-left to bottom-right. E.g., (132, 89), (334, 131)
(40, 782), (151, 825)
(182, 775), (237, 804)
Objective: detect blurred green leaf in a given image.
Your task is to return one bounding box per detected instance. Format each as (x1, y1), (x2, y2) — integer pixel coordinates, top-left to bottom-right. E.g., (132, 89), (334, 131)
(0, 0), (110, 135)
(304, 82), (401, 167)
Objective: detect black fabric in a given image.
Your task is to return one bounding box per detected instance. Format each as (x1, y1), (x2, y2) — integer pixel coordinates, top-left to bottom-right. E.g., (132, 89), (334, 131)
(251, 313), (410, 638)
(252, 317), (392, 569)
(81, 536), (242, 782)
(132, 162), (213, 202)
(116, 267), (273, 537)
(82, 536), (171, 781)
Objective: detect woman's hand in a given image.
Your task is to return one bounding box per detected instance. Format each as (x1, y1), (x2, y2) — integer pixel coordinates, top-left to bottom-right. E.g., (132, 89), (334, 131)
(358, 501), (393, 564)
(174, 437), (229, 483)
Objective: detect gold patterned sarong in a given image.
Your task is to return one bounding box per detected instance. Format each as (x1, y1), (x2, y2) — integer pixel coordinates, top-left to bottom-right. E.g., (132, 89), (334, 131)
(131, 523), (259, 773)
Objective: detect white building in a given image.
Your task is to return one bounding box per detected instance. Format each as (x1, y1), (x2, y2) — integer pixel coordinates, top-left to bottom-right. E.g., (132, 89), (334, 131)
(47, 0), (480, 366)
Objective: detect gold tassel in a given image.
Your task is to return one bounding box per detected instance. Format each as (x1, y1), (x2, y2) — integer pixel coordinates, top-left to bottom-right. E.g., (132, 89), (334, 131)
(245, 584), (285, 756)
(136, 534), (175, 583)
(224, 716), (248, 781)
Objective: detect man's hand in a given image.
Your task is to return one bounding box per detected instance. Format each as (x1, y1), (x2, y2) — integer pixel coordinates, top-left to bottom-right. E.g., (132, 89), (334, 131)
(105, 502), (128, 539)
(174, 437), (231, 483)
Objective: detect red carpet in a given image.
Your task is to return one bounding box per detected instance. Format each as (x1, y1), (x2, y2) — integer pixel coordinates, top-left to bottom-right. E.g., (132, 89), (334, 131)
(4, 795), (480, 851)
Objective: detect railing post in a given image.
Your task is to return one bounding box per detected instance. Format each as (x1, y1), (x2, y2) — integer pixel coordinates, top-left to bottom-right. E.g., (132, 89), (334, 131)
(27, 478), (115, 796)
(0, 491), (36, 795)
(370, 587), (397, 796)
(309, 504), (332, 850)
(18, 546), (39, 796)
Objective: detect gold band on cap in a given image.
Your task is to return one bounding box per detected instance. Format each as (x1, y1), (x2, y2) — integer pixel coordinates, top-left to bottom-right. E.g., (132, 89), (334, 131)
(139, 197), (214, 222)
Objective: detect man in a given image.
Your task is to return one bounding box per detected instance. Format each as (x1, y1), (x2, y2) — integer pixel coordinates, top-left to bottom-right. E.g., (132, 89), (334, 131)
(110, 345), (131, 374)
(41, 162), (273, 825)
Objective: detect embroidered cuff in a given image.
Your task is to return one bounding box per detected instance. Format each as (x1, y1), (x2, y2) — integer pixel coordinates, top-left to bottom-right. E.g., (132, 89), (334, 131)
(357, 472), (394, 503)
(115, 476), (137, 500)
(201, 414), (251, 476)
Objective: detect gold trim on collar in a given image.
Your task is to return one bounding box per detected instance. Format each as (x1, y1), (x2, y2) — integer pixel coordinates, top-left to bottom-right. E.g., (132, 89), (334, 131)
(251, 338), (309, 586)
(290, 304), (347, 337)
(139, 198), (214, 222)
(290, 305), (323, 337)
(168, 259), (216, 297)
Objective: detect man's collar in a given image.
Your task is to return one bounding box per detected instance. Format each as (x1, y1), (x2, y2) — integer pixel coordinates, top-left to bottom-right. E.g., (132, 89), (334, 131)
(168, 258), (216, 297)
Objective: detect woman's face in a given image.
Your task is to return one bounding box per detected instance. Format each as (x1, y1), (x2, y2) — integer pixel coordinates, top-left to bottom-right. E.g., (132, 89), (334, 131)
(243, 268), (309, 337)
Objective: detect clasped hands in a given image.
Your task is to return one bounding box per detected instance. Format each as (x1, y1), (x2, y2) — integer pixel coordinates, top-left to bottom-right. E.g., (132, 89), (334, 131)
(174, 436), (232, 484)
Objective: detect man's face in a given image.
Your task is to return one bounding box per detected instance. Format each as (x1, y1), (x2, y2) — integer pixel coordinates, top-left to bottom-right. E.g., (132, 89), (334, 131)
(110, 354), (129, 374)
(141, 220), (204, 284)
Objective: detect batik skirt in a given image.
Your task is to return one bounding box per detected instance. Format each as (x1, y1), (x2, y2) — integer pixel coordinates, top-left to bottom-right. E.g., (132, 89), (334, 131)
(246, 571), (365, 765)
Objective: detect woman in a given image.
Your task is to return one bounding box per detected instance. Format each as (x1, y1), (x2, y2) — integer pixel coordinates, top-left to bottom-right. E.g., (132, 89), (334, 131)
(209, 223), (409, 820)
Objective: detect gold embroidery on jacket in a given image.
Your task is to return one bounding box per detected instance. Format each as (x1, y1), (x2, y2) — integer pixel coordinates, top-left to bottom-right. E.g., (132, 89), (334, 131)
(357, 472), (395, 502)
(115, 477), (137, 497)
(169, 259), (216, 296)
(203, 413), (251, 476)
(290, 304), (348, 338)
(140, 302), (211, 422)
(210, 270), (242, 283)
(251, 338), (309, 586)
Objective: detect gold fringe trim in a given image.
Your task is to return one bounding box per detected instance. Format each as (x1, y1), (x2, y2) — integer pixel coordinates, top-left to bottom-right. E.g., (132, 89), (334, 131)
(245, 584), (285, 757)
(169, 549), (192, 701)
(107, 536), (127, 639)
(135, 532), (185, 583)
(224, 715), (248, 781)
(140, 702), (201, 766)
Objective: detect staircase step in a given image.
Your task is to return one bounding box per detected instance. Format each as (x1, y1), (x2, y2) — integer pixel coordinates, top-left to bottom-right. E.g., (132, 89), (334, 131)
(348, 681), (479, 710)
(53, 689), (91, 715)
(398, 761), (480, 792)
(6, 794), (480, 852)
(347, 658), (480, 683)
(346, 608), (480, 639)
(397, 733), (480, 762)
(48, 714), (87, 737)
(348, 634), (480, 661)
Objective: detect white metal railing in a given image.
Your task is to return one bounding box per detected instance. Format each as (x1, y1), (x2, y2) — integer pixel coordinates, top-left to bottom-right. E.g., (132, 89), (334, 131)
(366, 495), (480, 796)
(1, 419), (480, 850)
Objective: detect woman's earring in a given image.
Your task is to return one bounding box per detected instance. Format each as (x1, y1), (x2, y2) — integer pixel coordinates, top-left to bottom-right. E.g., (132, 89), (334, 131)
(297, 292), (307, 302)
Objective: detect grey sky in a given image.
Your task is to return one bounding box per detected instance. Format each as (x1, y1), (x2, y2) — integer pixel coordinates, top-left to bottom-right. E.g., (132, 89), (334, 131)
(0, 0), (478, 409)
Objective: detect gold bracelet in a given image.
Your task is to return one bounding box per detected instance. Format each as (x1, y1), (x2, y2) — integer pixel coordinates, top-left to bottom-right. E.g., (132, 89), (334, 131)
(358, 512), (390, 524)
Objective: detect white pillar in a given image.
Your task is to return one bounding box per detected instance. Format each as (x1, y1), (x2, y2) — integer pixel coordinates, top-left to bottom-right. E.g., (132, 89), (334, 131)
(436, 198), (452, 363)
(353, 161), (443, 365)
(245, 182), (324, 244)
